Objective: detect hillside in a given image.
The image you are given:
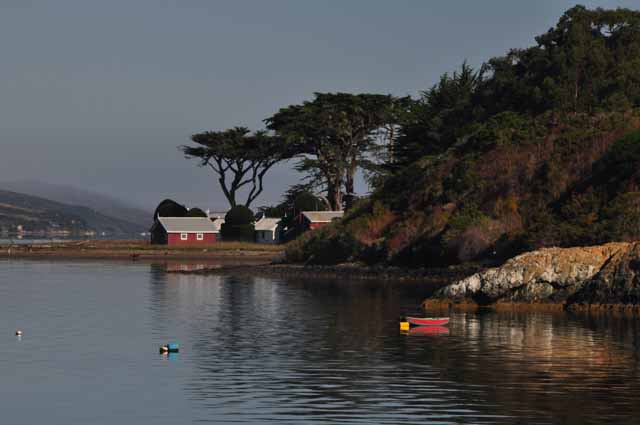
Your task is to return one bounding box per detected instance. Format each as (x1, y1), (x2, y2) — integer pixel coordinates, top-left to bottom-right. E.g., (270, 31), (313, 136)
(0, 180), (150, 228)
(286, 6), (640, 268)
(0, 190), (145, 236)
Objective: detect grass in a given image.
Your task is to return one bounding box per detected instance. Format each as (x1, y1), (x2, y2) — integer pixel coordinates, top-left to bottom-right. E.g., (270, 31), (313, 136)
(0, 239), (284, 253)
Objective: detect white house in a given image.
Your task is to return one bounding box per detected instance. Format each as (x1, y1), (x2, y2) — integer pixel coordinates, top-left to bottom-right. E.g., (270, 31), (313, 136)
(254, 217), (282, 244)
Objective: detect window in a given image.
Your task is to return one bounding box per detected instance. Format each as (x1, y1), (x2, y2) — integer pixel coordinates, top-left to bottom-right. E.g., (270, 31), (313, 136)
(197, 233), (204, 241)
(180, 233), (188, 241)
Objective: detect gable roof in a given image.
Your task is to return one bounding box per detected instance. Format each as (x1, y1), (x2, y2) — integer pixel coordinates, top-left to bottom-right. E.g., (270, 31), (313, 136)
(302, 211), (344, 223)
(255, 218), (281, 231)
(156, 217), (219, 233)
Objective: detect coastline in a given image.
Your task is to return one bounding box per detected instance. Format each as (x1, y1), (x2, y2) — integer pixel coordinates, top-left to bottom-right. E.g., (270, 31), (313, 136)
(165, 262), (483, 283)
(0, 240), (282, 264)
(6, 239), (640, 314)
(0, 239), (483, 286)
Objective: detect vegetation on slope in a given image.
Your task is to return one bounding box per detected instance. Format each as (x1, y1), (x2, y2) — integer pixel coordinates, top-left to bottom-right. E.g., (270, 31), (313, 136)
(287, 6), (640, 266)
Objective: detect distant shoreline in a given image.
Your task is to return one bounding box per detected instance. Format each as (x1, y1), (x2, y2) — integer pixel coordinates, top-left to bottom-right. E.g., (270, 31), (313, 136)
(0, 239), (481, 284)
(0, 239), (282, 264)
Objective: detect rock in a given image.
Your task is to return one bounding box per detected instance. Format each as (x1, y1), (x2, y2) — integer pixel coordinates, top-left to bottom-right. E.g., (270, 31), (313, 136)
(423, 242), (630, 309)
(568, 243), (640, 310)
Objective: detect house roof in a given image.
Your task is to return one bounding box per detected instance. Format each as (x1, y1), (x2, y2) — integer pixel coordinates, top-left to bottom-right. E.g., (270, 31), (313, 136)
(207, 211), (227, 220)
(302, 211), (344, 223)
(255, 218), (281, 231)
(157, 217), (219, 233)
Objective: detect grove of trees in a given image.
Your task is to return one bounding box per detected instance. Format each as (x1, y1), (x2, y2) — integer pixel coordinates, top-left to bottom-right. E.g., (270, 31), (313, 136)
(180, 5), (640, 259)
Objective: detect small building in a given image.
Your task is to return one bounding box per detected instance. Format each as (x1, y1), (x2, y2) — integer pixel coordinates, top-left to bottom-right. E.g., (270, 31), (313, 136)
(301, 211), (344, 230)
(150, 217), (220, 246)
(280, 211), (345, 242)
(206, 210), (227, 220)
(254, 217), (282, 244)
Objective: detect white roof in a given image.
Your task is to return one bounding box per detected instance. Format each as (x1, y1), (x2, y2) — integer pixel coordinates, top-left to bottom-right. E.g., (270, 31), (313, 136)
(302, 211), (344, 223)
(207, 211), (227, 219)
(255, 218), (281, 231)
(157, 217), (219, 233)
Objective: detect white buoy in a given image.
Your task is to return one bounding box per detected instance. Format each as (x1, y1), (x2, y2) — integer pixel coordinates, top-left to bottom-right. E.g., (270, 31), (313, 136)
(15, 330), (22, 336)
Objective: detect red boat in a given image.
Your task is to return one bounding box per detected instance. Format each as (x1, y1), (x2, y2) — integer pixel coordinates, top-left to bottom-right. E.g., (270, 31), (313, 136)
(406, 316), (450, 326)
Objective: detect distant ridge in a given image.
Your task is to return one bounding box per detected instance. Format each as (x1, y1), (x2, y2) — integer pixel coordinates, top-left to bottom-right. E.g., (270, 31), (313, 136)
(0, 189), (145, 235)
(0, 180), (150, 228)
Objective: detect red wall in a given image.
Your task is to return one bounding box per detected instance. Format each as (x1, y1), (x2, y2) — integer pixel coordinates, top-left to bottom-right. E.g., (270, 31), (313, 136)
(309, 222), (328, 230)
(167, 232), (217, 246)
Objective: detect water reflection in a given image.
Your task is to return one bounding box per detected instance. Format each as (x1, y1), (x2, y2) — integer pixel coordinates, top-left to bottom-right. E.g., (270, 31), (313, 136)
(147, 264), (640, 424)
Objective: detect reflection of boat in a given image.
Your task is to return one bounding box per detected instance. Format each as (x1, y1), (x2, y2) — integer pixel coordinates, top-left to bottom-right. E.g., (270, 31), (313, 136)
(407, 317), (450, 326)
(408, 326), (450, 336)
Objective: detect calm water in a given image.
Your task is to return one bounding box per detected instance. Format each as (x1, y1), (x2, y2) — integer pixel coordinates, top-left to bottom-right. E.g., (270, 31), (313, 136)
(1, 260), (639, 424)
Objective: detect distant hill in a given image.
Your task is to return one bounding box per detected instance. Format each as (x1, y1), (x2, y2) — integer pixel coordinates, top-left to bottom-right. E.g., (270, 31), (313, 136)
(0, 190), (145, 235)
(0, 180), (150, 228)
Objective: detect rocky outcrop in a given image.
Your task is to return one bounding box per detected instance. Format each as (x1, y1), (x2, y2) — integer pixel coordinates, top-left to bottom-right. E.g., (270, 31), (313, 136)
(423, 242), (632, 310)
(568, 243), (640, 311)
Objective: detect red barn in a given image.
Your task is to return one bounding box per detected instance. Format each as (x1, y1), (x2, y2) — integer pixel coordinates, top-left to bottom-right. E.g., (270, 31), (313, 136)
(150, 217), (219, 246)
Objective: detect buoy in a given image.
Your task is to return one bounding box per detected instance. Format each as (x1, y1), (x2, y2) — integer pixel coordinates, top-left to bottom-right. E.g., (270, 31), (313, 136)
(159, 343), (179, 353)
(15, 330), (23, 336)
(400, 321), (410, 331)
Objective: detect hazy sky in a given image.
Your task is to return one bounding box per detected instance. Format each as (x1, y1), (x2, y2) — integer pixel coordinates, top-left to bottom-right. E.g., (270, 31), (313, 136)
(1, 0), (637, 211)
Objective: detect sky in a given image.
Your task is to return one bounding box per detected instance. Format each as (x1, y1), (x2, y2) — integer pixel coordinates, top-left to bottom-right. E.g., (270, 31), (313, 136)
(0, 0), (637, 211)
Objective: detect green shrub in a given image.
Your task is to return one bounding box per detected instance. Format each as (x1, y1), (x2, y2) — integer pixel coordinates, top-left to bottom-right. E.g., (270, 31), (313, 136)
(225, 205), (255, 225)
(221, 205), (255, 241)
(220, 223), (255, 242)
(284, 221), (364, 265)
(187, 207), (207, 217)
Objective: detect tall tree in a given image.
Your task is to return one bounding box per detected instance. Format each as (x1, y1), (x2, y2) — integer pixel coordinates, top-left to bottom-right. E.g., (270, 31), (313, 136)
(181, 127), (291, 208)
(266, 93), (404, 210)
(393, 62), (482, 167)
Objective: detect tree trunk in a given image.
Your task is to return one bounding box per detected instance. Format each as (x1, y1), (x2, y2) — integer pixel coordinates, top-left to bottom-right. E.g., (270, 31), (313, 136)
(327, 187), (342, 211)
(326, 176), (343, 211)
(219, 177), (236, 207)
(344, 164), (356, 210)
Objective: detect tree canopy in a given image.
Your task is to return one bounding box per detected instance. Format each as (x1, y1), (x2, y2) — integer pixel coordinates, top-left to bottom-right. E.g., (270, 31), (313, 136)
(394, 6), (640, 166)
(154, 199), (188, 219)
(266, 92), (407, 210)
(182, 127), (293, 208)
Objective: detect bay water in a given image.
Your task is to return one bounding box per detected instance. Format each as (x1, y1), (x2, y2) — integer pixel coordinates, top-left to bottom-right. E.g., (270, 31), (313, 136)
(1, 259), (639, 424)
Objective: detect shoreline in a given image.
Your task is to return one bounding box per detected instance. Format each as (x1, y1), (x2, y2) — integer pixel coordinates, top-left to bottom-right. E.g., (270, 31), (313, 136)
(5, 240), (639, 314)
(0, 240), (282, 264)
(422, 299), (640, 315)
(165, 262), (483, 284)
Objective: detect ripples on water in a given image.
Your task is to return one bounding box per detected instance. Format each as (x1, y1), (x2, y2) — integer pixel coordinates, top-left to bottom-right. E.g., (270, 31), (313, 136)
(1, 260), (639, 424)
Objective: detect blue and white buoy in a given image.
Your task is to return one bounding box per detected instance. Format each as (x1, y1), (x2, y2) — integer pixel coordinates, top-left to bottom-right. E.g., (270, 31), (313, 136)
(159, 343), (179, 353)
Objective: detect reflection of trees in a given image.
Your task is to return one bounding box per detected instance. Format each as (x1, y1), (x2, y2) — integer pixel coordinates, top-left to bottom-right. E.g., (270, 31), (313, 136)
(147, 267), (640, 424)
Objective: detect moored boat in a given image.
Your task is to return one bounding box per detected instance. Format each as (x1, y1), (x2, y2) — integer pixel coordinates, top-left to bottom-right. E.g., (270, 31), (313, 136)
(406, 316), (450, 326)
